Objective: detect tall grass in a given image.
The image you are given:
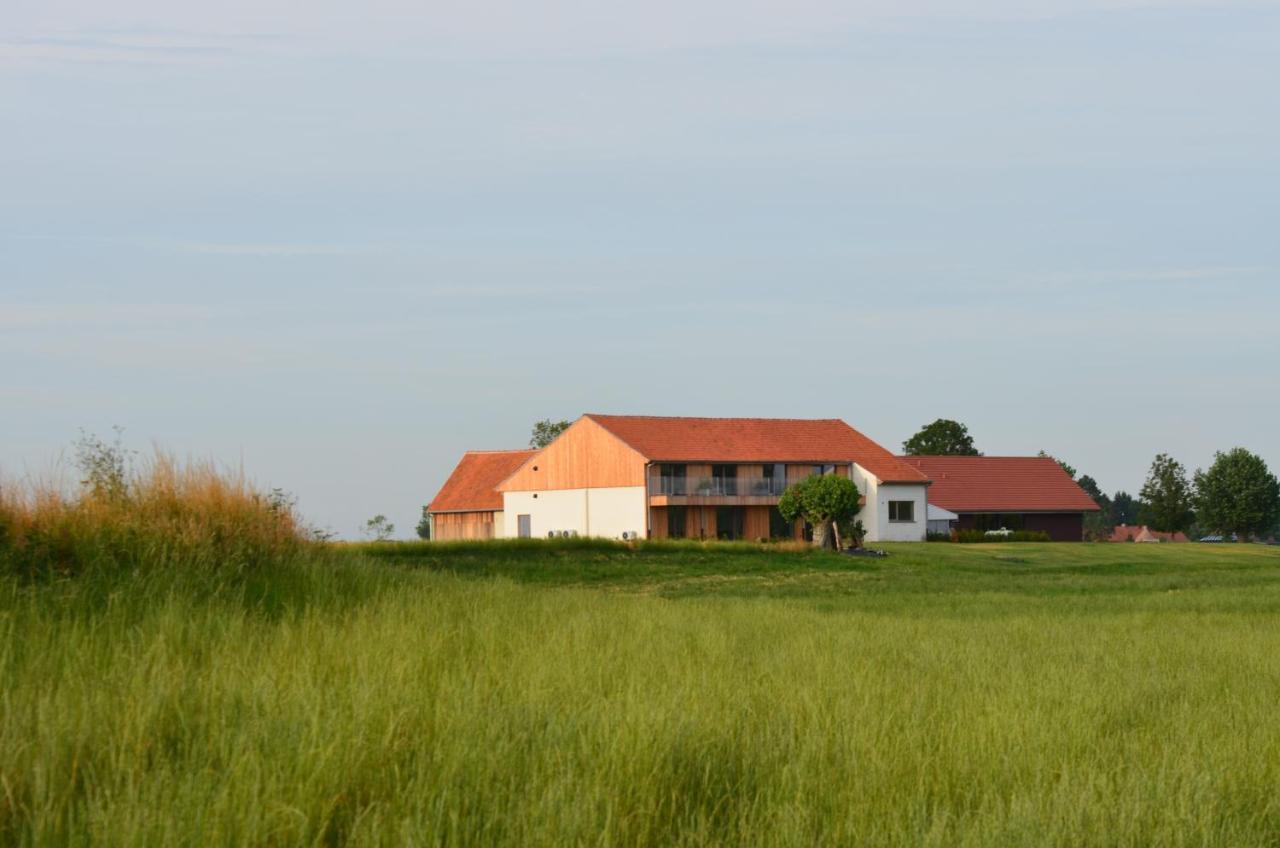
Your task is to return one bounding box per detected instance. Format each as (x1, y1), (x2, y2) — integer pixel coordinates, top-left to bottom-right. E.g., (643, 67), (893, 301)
(3, 456), (1280, 845)
(0, 452), (308, 579)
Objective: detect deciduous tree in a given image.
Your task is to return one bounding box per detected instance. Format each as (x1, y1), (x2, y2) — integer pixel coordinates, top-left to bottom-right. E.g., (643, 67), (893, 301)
(902, 419), (981, 456)
(1139, 454), (1196, 535)
(530, 419), (572, 449)
(1194, 448), (1280, 541)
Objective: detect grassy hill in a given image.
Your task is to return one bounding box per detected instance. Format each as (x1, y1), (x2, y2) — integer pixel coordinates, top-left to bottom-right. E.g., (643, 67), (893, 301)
(5, 499), (1280, 845)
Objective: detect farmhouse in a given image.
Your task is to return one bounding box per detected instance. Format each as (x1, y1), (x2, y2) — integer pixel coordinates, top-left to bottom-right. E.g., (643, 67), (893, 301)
(899, 455), (1101, 541)
(428, 415), (932, 542)
(425, 449), (537, 540)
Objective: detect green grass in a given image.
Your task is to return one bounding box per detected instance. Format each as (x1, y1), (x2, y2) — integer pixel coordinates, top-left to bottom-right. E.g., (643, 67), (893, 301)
(5, 540), (1280, 846)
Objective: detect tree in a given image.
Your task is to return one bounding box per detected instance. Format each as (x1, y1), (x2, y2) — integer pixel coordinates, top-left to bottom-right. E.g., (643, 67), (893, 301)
(416, 509), (431, 540)
(1139, 453), (1196, 535)
(777, 474), (862, 549)
(1076, 474), (1113, 540)
(1194, 448), (1280, 541)
(1111, 491), (1143, 526)
(902, 419), (981, 456)
(1038, 450), (1076, 481)
(530, 419), (572, 449)
(363, 514), (395, 542)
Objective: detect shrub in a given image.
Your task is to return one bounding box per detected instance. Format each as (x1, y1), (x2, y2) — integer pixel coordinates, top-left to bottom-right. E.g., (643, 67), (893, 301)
(955, 530), (1052, 544)
(926, 531), (953, 543)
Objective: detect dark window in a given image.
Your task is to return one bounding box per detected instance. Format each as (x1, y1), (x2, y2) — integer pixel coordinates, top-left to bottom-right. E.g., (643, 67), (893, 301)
(716, 506), (745, 540)
(768, 506), (793, 540)
(658, 463), (687, 495)
(888, 501), (915, 522)
(973, 513), (1024, 532)
(812, 464), (835, 477)
(667, 506), (687, 539)
(711, 464), (738, 496)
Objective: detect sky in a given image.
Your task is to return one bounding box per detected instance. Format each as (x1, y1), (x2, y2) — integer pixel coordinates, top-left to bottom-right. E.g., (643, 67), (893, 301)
(3, 0), (1278, 538)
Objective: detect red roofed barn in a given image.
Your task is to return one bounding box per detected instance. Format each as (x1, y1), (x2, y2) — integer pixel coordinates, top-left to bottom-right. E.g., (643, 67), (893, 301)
(898, 455), (1101, 541)
(426, 449), (537, 540)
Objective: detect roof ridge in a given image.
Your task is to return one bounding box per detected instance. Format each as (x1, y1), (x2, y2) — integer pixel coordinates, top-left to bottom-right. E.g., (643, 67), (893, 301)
(587, 413), (845, 423)
(463, 448), (537, 455)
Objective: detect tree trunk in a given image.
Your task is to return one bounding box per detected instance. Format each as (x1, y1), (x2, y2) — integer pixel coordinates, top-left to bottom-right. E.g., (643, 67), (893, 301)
(812, 518), (832, 549)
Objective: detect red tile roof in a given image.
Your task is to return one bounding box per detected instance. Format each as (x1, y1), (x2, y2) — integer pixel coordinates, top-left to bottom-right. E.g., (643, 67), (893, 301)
(428, 449), (537, 512)
(586, 414), (929, 483)
(1107, 525), (1189, 543)
(898, 456), (1102, 513)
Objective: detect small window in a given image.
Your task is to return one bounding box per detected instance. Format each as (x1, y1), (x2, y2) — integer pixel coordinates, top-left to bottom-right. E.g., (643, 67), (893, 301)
(888, 501), (915, 523)
(812, 464), (835, 477)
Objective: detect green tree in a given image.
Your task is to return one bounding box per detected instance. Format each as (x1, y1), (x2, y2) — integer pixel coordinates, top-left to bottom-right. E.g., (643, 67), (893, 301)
(416, 509), (431, 540)
(1076, 474), (1113, 540)
(530, 419), (572, 449)
(363, 514), (395, 542)
(1038, 450), (1076, 481)
(1111, 491), (1143, 526)
(777, 474), (862, 549)
(1139, 454), (1196, 535)
(902, 419), (981, 456)
(1194, 448), (1280, 541)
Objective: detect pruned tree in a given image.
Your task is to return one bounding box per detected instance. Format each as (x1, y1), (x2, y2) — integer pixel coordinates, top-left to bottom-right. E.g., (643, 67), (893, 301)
(777, 474), (862, 549)
(1139, 453), (1196, 535)
(902, 419), (981, 456)
(1194, 448), (1280, 541)
(530, 419), (572, 449)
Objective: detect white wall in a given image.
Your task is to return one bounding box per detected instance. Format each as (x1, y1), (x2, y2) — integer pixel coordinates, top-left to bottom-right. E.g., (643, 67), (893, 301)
(851, 464), (927, 542)
(501, 486), (647, 539)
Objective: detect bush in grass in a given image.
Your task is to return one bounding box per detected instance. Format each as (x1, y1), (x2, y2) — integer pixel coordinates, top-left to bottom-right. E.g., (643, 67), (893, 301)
(0, 439), (311, 579)
(926, 531), (953, 543)
(955, 530), (1052, 544)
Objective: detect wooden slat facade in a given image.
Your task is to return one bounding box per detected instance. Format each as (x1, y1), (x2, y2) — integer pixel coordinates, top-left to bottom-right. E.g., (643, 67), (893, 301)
(433, 511), (499, 541)
(500, 417), (647, 492)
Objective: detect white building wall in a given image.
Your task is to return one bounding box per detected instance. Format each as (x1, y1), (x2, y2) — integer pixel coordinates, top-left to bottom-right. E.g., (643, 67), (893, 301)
(850, 465), (928, 542)
(501, 487), (647, 539)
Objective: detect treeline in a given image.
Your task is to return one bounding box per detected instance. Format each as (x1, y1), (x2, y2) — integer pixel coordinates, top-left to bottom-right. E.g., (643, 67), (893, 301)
(904, 420), (1280, 542)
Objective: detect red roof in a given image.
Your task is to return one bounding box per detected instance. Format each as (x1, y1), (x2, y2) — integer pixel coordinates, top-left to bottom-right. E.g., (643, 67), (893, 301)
(898, 456), (1102, 513)
(586, 414), (928, 483)
(428, 449), (537, 512)
(1107, 525), (1189, 543)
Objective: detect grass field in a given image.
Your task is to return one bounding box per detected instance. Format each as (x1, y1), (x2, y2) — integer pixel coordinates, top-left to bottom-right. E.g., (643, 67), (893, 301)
(5, 533), (1280, 846)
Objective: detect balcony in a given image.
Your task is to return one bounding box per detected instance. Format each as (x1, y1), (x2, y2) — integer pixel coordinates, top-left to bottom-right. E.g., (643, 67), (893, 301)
(648, 475), (787, 505)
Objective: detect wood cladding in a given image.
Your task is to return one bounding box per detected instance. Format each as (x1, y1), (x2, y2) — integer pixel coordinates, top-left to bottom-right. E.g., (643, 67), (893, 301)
(433, 511), (497, 541)
(499, 417), (647, 492)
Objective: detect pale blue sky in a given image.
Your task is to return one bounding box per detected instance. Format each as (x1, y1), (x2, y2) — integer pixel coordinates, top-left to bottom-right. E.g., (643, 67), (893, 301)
(3, 0), (1277, 537)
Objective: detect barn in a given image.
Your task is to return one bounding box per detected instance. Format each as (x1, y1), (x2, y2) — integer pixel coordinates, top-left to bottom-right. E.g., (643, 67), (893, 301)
(899, 455), (1101, 542)
(425, 449), (537, 541)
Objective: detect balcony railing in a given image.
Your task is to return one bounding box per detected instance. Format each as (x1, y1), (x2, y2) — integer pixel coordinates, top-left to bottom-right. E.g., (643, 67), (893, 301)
(649, 475), (788, 498)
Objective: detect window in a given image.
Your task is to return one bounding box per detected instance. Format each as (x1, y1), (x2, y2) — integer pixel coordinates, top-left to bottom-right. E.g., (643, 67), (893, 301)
(716, 506), (745, 540)
(762, 463), (786, 495)
(768, 506), (794, 540)
(711, 464), (738, 496)
(658, 463), (687, 495)
(888, 501), (915, 523)
(517, 514), (532, 538)
(812, 464), (835, 477)
(667, 506), (687, 539)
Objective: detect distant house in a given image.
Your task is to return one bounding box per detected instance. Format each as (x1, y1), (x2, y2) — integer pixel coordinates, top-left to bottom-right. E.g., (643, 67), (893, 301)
(1108, 524), (1189, 543)
(898, 455), (1101, 542)
(430, 414), (931, 542)
(425, 449), (537, 540)
(926, 503), (959, 536)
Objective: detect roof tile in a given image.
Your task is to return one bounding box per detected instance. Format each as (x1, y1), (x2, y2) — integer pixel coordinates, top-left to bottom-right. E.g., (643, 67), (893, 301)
(428, 449), (538, 512)
(899, 455), (1101, 513)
